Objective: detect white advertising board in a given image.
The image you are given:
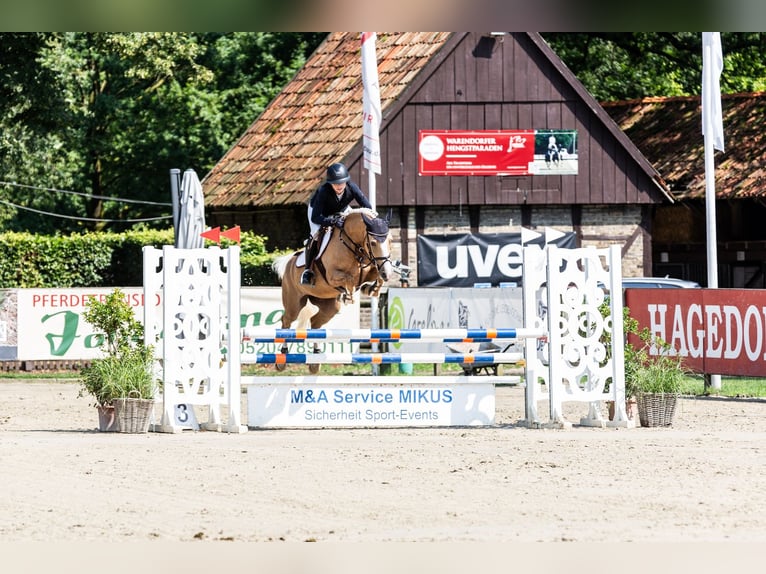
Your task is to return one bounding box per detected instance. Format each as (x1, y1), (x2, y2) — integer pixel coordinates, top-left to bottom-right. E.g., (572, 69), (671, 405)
(14, 287), (359, 361)
(386, 287), (524, 353)
(246, 377), (495, 428)
(17, 288), (147, 361)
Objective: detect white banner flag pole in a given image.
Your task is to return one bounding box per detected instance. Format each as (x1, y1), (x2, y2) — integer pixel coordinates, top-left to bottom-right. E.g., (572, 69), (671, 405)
(361, 32), (383, 373)
(361, 31), (382, 186)
(702, 31), (725, 390)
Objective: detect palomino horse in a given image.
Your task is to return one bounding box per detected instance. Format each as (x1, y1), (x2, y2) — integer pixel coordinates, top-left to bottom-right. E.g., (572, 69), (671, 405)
(272, 208), (394, 373)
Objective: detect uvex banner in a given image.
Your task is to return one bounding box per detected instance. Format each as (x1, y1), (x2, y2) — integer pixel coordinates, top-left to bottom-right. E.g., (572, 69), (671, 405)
(626, 288), (766, 376)
(417, 231), (576, 287)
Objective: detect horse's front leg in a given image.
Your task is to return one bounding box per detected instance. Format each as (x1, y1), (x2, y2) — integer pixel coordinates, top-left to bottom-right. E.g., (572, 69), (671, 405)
(361, 278), (384, 297)
(341, 292), (354, 304)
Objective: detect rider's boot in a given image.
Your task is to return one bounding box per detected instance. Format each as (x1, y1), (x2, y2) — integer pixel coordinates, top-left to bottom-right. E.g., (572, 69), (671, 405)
(300, 268), (314, 285)
(300, 237), (316, 285)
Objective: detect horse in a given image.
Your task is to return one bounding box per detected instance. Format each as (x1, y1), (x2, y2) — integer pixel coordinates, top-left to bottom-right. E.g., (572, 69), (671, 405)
(272, 208), (394, 373)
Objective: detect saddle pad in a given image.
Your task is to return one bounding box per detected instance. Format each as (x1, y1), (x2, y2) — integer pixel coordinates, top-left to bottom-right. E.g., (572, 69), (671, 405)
(295, 231), (333, 268)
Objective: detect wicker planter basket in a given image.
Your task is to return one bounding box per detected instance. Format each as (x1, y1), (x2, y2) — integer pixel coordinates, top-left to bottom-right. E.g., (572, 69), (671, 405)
(637, 393), (678, 427)
(112, 397), (154, 434)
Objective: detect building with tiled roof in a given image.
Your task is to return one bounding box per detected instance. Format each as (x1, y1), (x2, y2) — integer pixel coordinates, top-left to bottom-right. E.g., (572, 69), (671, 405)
(604, 93), (766, 286)
(203, 33), (454, 218)
(203, 32), (764, 287)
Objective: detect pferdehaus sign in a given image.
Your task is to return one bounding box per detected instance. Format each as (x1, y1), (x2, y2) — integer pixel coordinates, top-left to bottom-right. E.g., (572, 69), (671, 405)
(626, 289), (766, 376)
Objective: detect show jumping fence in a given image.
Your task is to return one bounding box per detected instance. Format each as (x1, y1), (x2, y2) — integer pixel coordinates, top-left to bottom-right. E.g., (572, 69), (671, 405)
(145, 243), (630, 431)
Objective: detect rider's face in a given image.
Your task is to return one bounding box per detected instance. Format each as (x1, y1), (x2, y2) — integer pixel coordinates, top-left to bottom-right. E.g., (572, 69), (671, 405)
(331, 183), (345, 196)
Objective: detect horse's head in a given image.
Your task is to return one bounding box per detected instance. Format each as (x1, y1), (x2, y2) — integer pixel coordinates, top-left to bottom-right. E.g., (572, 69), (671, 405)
(360, 210), (394, 282)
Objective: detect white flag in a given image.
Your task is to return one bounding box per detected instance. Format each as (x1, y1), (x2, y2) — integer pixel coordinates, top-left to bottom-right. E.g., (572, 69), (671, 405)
(361, 32), (382, 174)
(702, 32), (725, 152)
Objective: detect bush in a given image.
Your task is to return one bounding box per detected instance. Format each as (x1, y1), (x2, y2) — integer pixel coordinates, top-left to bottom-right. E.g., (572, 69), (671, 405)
(79, 288), (156, 405)
(0, 228), (284, 287)
(234, 232), (285, 286)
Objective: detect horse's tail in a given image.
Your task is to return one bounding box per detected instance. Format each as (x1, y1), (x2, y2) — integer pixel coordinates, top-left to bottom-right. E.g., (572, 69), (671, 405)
(272, 253), (293, 280)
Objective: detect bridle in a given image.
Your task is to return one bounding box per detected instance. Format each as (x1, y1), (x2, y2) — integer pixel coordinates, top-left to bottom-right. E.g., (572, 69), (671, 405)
(338, 225), (391, 281)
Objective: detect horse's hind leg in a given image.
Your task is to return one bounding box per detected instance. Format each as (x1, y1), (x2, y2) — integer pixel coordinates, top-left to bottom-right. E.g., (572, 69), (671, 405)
(310, 298), (342, 329)
(308, 341), (321, 374)
(276, 285), (309, 371)
(304, 298), (342, 374)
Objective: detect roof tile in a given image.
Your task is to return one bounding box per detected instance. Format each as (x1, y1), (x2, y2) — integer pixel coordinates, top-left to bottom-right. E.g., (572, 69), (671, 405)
(603, 93), (766, 200)
(203, 32), (451, 208)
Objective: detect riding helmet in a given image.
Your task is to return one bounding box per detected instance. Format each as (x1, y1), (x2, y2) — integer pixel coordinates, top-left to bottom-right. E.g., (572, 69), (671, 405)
(326, 163), (350, 184)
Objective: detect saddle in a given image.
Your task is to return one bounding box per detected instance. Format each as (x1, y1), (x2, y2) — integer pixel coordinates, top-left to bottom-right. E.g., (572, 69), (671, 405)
(296, 227), (332, 268)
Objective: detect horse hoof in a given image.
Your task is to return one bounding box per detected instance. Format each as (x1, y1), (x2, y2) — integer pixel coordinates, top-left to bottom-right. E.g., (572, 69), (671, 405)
(309, 364), (320, 375)
(275, 363), (286, 372)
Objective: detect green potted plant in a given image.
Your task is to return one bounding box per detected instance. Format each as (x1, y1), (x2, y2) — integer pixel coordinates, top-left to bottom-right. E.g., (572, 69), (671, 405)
(79, 288), (157, 433)
(600, 303), (640, 421)
(627, 327), (686, 427)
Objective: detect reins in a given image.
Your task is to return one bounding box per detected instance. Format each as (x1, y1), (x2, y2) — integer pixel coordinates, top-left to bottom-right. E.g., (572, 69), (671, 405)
(338, 228), (377, 270)
(336, 218), (392, 284)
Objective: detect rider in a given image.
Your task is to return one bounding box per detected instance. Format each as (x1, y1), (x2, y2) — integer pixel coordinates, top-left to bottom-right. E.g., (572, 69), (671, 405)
(300, 162), (373, 285)
(547, 134), (558, 166)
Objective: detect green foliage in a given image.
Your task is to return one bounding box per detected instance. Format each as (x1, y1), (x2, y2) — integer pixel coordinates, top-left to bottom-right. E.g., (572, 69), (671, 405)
(79, 288), (155, 405)
(198, 32), (327, 148)
(80, 350), (156, 405)
(0, 228), (284, 288)
(543, 33), (766, 101)
(598, 300), (684, 396)
(3, 32), (764, 235)
(240, 235), (287, 286)
(628, 328), (687, 396)
(103, 229), (175, 286)
(0, 229), (174, 287)
(0, 232), (111, 287)
(0, 32), (325, 234)
(82, 288), (143, 355)
(590, 299), (691, 401)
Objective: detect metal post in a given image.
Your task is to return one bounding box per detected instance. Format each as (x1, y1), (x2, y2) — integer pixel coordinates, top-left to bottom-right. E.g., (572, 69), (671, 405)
(368, 169), (380, 375)
(703, 39), (722, 391)
(170, 168), (181, 247)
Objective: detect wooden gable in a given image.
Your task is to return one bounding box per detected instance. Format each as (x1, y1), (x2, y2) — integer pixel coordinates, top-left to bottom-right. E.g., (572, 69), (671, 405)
(345, 33), (671, 209)
(203, 32), (672, 215)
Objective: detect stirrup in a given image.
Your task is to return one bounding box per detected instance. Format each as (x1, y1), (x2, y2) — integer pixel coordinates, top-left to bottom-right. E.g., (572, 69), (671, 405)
(300, 269), (314, 285)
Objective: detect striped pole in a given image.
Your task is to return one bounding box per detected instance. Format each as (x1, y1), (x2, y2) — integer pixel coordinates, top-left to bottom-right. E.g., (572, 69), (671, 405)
(245, 352), (525, 365)
(243, 327), (545, 343)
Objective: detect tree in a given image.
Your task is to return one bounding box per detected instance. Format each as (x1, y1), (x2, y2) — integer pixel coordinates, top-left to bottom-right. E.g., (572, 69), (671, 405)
(3, 32), (760, 234)
(0, 33), (82, 233)
(197, 32), (327, 146)
(40, 33), (217, 231)
(542, 33), (766, 101)
(0, 32), (326, 233)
